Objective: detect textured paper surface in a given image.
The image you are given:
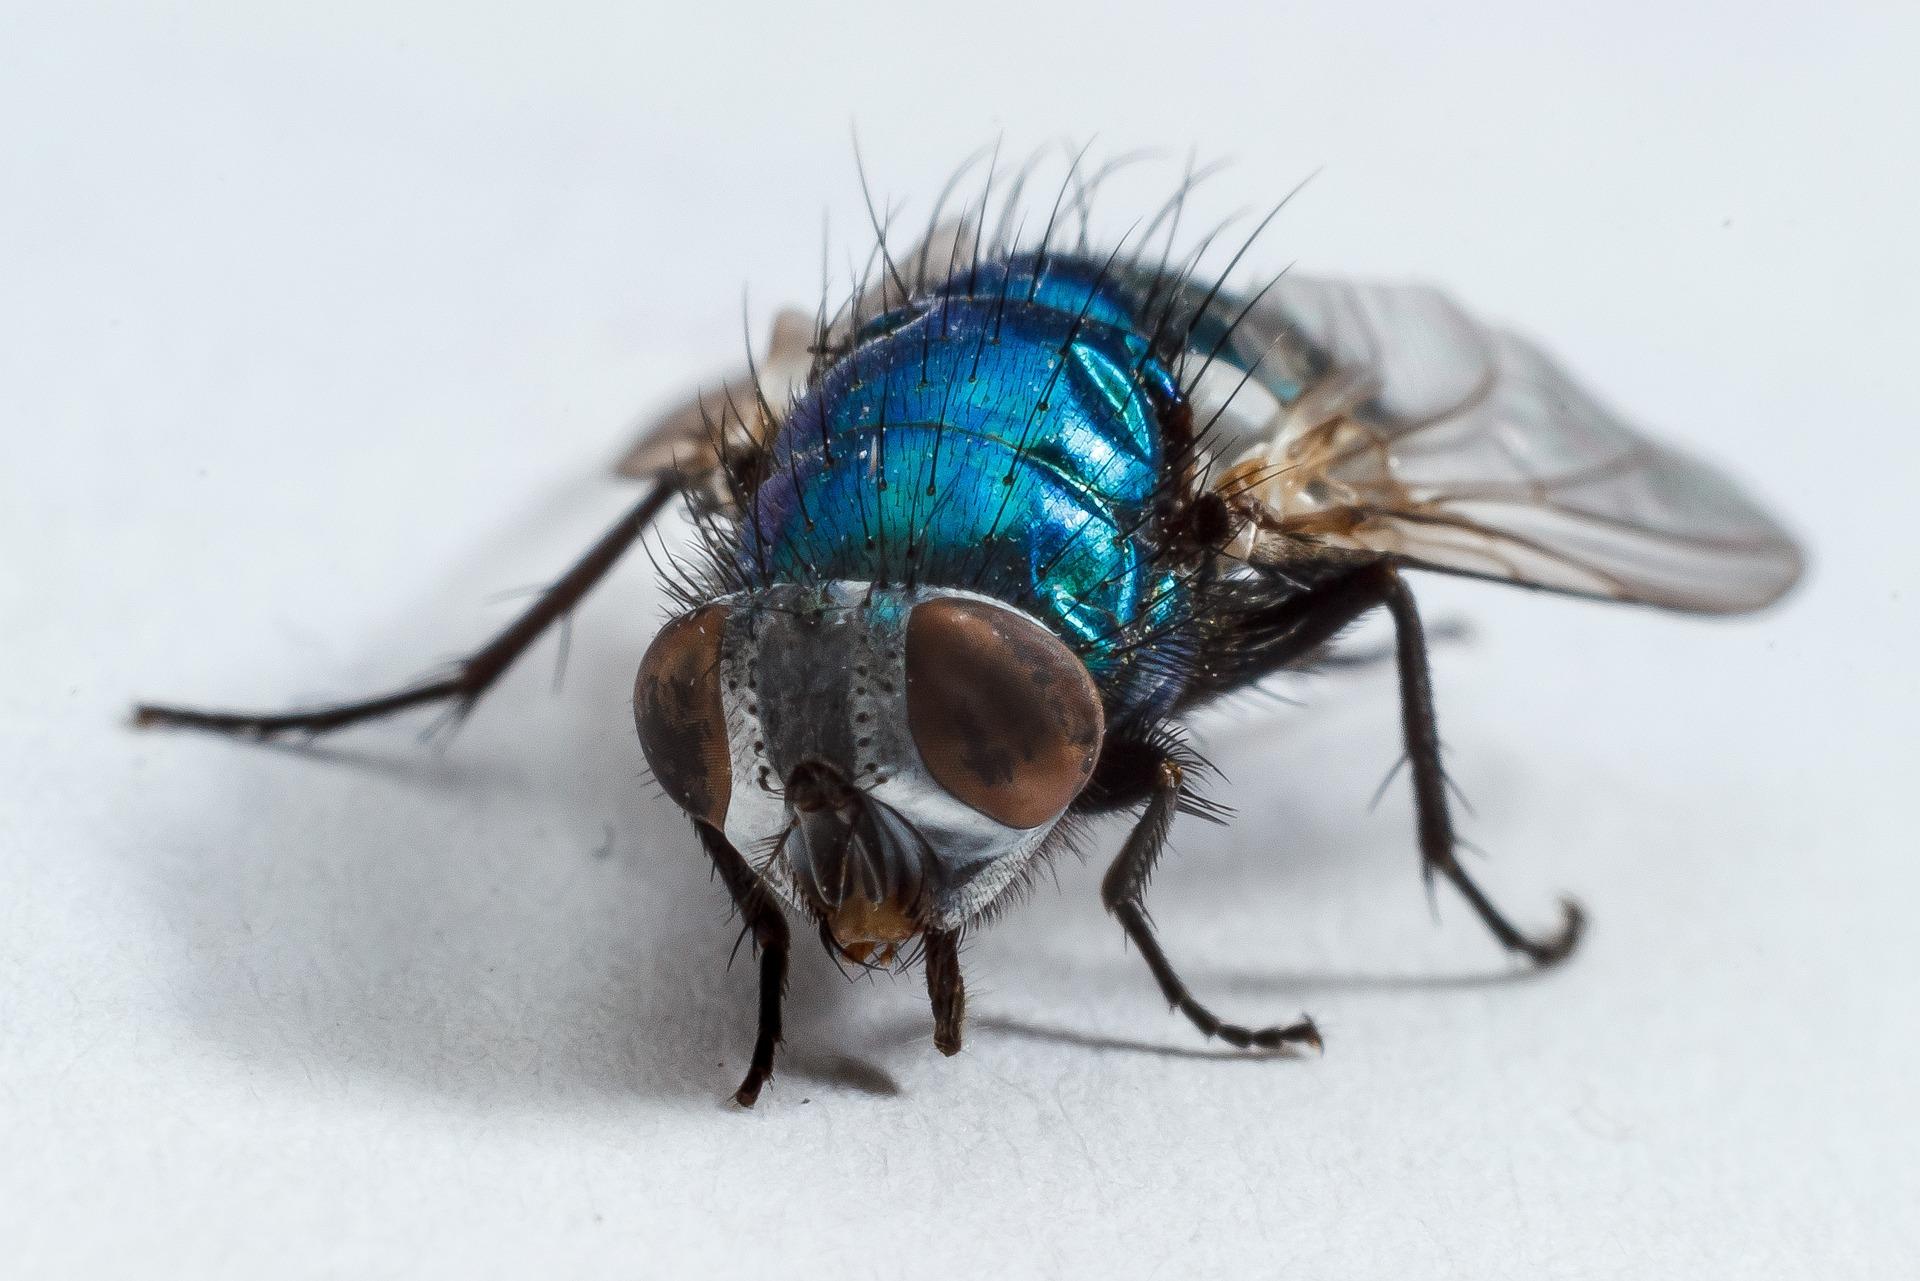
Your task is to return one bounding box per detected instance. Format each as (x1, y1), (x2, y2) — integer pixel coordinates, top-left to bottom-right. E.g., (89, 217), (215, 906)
(3, 3), (1914, 1276)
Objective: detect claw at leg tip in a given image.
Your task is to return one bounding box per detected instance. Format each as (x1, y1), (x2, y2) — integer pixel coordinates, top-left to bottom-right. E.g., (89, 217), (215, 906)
(1530, 897), (1587, 967)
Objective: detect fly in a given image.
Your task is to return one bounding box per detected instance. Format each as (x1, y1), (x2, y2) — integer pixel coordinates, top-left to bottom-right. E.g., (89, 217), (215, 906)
(135, 153), (1804, 1106)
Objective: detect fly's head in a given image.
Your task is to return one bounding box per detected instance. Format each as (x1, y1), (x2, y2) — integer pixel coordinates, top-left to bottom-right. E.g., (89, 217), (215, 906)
(634, 582), (1104, 963)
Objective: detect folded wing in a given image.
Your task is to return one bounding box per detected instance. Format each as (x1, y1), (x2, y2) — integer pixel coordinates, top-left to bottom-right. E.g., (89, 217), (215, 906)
(1198, 276), (1802, 613)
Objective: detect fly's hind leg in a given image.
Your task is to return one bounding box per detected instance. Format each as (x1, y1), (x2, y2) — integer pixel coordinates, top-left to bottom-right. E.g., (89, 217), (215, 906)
(1375, 568), (1584, 965)
(1313, 615), (1472, 671)
(133, 479), (680, 739)
(1086, 733), (1322, 1052)
(1230, 559), (1582, 966)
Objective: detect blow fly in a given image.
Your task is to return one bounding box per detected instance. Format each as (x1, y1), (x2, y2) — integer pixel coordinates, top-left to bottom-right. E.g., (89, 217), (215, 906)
(136, 155), (1803, 1105)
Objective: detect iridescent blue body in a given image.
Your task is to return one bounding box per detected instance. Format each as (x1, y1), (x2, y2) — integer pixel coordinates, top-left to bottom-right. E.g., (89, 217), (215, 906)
(745, 254), (1187, 718)
(130, 158), (1811, 1113)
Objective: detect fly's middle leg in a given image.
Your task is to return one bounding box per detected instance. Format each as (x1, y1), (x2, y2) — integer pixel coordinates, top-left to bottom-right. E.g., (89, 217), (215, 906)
(1087, 732), (1322, 1052)
(133, 479), (680, 739)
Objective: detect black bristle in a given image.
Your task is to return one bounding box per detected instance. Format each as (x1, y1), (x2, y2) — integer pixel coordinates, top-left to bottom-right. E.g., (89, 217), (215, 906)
(674, 143), (1325, 746)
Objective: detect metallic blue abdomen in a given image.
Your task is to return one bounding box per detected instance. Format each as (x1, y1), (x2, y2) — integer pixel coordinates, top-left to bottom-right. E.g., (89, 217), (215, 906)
(746, 255), (1183, 715)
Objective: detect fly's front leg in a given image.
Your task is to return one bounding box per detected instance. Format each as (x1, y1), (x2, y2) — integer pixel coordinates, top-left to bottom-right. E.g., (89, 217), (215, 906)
(1093, 734), (1321, 1052)
(923, 929), (966, 1056)
(134, 479), (680, 738)
(1376, 568), (1584, 965)
(697, 823), (790, 1107)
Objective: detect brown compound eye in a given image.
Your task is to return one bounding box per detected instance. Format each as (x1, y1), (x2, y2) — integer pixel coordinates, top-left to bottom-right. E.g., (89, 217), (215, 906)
(633, 605), (732, 827)
(905, 598), (1105, 829)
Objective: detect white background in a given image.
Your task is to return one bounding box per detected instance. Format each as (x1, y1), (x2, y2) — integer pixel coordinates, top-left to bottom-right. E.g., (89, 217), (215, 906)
(4, 2), (1915, 1276)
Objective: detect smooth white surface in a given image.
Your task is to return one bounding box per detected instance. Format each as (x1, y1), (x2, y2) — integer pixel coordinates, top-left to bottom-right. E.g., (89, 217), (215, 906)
(4, 3), (1915, 1276)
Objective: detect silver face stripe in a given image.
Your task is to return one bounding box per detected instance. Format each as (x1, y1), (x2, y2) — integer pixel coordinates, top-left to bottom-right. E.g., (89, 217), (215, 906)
(714, 582), (1062, 930)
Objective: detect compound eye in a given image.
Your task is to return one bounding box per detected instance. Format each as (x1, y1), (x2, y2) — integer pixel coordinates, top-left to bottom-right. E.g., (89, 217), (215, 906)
(634, 605), (732, 827)
(905, 598), (1105, 829)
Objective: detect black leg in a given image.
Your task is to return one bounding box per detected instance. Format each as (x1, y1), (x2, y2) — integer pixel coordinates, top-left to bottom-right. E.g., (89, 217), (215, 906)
(1204, 559), (1582, 965)
(697, 822), (790, 1107)
(1312, 616), (1471, 670)
(923, 929), (965, 1056)
(133, 479), (680, 739)
(1376, 570), (1583, 965)
(1097, 736), (1322, 1052)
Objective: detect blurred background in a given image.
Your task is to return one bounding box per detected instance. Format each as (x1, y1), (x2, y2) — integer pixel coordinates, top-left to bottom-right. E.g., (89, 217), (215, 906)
(3, 2), (1914, 1276)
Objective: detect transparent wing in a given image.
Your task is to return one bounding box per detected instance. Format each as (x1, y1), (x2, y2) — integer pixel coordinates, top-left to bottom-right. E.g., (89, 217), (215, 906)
(1199, 276), (1803, 614)
(614, 306), (816, 495)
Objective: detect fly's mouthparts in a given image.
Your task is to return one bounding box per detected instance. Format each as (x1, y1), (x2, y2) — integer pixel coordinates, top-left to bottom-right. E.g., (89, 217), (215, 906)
(780, 766), (930, 953)
(827, 895), (919, 965)
(784, 758), (858, 814)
